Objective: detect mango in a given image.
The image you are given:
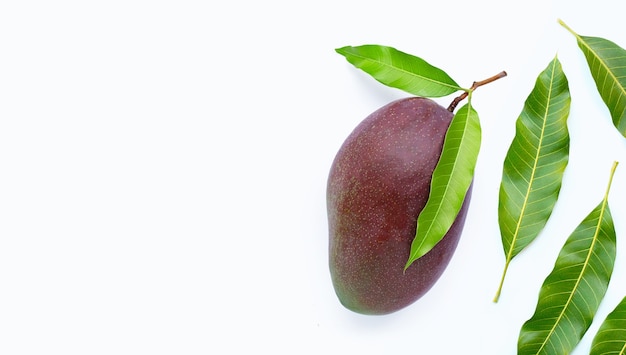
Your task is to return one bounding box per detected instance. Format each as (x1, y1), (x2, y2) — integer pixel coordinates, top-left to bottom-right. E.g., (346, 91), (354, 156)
(327, 97), (471, 315)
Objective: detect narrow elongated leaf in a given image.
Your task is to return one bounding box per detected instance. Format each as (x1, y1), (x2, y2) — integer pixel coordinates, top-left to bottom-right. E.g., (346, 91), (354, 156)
(494, 56), (571, 302)
(518, 161), (619, 355)
(590, 296), (626, 355)
(559, 20), (626, 137)
(405, 102), (480, 269)
(336, 45), (463, 98)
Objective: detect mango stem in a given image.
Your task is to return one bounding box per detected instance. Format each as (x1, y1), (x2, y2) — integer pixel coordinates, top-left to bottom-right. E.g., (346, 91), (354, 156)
(447, 71), (508, 112)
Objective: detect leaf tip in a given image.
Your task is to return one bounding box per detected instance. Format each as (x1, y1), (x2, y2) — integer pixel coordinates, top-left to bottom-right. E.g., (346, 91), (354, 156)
(335, 46), (349, 55)
(404, 246), (422, 271)
(403, 259), (413, 273)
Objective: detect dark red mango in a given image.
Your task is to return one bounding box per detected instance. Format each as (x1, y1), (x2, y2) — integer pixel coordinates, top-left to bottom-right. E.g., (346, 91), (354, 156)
(327, 97), (471, 315)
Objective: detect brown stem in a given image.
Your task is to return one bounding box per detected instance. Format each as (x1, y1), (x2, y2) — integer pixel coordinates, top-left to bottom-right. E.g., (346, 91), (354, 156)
(447, 70), (507, 112)
(447, 92), (469, 112)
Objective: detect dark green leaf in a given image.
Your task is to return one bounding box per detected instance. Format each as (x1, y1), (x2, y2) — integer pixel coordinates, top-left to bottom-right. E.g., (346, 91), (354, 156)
(405, 102), (480, 269)
(518, 161), (618, 355)
(494, 56), (571, 302)
(336, 45), (462, 98)
(590, 296), (626, 355)
(560, 19), (626, 137)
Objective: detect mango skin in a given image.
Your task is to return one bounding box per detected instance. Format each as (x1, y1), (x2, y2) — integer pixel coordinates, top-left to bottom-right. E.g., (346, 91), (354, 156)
(327, 97), (471, 315)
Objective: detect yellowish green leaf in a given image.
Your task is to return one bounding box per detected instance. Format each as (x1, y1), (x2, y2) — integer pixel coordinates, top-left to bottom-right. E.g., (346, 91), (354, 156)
(494, 56), (570, 302)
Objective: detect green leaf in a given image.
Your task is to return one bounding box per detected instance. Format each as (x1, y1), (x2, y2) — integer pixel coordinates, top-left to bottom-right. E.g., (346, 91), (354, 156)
(518, 161), (619, 355)
(559, 19), (626, 137)
(405, 102), (480, 269)
(494, 56), (571, 302)
(335, 45), (463, 98)
(590, 296), (626, 355)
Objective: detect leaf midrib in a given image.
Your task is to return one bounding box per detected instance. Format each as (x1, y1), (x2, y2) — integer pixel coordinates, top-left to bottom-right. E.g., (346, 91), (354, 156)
(535, 199), (608, 354)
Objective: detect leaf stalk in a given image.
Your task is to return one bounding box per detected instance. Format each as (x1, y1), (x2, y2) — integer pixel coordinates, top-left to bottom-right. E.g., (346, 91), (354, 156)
(604, 161), (619, 200)
(493, 261), (510, 303)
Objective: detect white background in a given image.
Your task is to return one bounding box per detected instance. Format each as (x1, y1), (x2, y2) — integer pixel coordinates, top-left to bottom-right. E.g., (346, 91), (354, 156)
(1, 1), (626, 354)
